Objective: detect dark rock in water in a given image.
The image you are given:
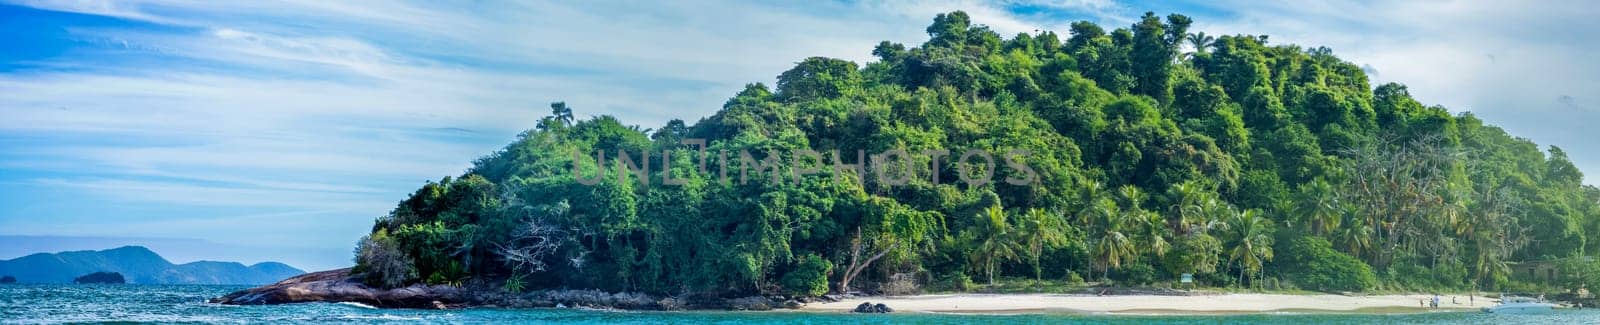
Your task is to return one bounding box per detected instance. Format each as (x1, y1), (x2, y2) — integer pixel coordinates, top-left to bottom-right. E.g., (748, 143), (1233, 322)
(0, 275), (15, 283)
(209, 268), (464, 309)
(852, 301), (892, 313)
(73, 272), (125, 284)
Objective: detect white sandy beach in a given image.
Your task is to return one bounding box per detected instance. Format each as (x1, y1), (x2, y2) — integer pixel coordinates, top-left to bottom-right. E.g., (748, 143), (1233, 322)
(804, 293), (1494, 314)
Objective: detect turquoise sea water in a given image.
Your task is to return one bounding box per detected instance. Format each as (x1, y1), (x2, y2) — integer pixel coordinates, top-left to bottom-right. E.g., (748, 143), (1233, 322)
(2, 284), (1598, 324)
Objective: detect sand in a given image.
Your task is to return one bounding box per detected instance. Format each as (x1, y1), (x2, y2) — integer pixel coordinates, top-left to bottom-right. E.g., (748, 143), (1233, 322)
(803, 293), (1493, 314)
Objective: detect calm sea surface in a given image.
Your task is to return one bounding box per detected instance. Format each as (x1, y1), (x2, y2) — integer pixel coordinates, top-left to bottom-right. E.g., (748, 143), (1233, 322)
(2, 284), (1597, 324)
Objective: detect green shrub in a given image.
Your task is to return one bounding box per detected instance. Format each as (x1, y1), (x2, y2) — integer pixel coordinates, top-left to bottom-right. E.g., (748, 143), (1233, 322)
(1559, 258), (1600, 290)
(503, 274), (526, 293)
(1064, 271), (1085, 285)
(354, 229), (418, 289)
(931, 272), (975, 292)
(1111, 263), (1157, 285)
(780, 254), (833, 297)
(425, 260), (468, 286)
(1162, 234), (1222, 277)
(1279, 237), (1376, 292)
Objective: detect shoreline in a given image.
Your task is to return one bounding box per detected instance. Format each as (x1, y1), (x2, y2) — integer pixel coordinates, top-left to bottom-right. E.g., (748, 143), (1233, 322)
(801, 293), (1492, 315)
(214, 269), (1507, 315)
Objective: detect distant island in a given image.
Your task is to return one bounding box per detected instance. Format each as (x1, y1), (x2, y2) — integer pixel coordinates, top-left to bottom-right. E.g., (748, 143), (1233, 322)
(0, 275), (14, 283)
(73, 272), (125, 284)
(0, 246), (304, 285)
(218, 10), (1600, 311)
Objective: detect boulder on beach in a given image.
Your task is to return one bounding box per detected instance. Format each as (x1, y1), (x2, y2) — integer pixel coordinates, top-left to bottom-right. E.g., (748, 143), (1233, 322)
(852, 301), (893, 313)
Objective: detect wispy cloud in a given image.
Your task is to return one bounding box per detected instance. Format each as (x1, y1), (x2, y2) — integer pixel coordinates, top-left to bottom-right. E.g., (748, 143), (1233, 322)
(4, 0), (1597, 268)
(1, 0), (1109, 265)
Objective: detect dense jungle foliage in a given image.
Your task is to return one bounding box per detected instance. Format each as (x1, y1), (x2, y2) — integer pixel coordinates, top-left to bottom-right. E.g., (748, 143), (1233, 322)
(353, 11), (1600, 296)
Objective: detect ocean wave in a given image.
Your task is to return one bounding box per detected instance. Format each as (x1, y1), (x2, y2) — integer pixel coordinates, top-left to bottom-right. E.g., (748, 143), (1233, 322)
(336, 301), (378, 309)
(333, 314), (425, 321)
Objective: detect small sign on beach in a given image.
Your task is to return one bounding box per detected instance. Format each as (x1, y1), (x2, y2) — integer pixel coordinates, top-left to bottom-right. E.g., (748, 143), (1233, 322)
(1180, 273), (1194, 283)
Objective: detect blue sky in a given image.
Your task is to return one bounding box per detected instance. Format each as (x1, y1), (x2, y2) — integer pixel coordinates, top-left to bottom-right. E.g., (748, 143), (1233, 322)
(3, 0), (1597, 271)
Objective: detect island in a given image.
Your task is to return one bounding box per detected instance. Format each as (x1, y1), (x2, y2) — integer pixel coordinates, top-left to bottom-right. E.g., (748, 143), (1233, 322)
(0, 275), (15, 283)
(217, 10), (1600, 312)
(73, 272), (125, 284)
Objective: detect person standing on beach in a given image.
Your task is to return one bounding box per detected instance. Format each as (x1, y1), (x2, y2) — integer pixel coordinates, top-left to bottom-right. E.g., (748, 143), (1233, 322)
(1431, 295), (1440, 309)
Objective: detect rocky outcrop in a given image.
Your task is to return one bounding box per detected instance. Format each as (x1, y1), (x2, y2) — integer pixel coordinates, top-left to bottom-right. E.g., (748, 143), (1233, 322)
(73, 271), (125, 284)
(212, 268), (816, 311)
(208, 268), (464, 309)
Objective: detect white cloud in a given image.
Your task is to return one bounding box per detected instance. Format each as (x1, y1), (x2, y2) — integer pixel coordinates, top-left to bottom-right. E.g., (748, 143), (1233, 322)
(5, 0), (1597, 267)
(0, 0), (1083, 263)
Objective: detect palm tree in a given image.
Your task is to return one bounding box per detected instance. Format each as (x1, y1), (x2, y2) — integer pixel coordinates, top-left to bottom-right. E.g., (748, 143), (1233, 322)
(1116, 185), (1147, 210)
(1136, 208), (1171, 258)
(1196, 198), (1231, 234)
(1074, 181), (1107, 223)
(1016, 208), (1068, 282)
(1334, 206), (1373, 260)
(1223, 209), (1273, 287)
(971, 205), (1021, 286)
(550, 102), (574, 125)
(1088, 198), (1137, 281)
(537, 102), (575, 131)
(1183, 32), (1215, 60)
(1295, 179), (1341, 236)
(1168, 182), (1206, 233)
(1110, 185), (1168, 257)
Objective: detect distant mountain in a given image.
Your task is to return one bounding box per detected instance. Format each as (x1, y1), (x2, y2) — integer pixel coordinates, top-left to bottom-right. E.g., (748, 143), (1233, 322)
(0, 246), (304, 284)
(0, 235), (353, 271)
(159, 261), (304, 285)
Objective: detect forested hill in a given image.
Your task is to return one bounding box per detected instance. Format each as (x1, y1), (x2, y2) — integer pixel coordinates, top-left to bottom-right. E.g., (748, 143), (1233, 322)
(353, 11), (1600, 296)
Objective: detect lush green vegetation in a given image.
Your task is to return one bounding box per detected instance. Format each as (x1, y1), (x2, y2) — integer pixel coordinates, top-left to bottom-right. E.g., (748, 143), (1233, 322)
(353, 11), (1600, 296)
(1277, 237), (1376, 292)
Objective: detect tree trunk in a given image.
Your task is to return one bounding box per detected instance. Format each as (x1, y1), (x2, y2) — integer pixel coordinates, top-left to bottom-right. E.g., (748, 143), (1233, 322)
(836, 228), (896, 295)
(1033, 256), (1042, 282)
(1237, 261), (1246, 287)
(987, 262), (996, 286)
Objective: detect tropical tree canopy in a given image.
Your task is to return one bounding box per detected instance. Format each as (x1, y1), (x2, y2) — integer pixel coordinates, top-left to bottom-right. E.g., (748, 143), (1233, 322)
(353, 11), (1600, 296)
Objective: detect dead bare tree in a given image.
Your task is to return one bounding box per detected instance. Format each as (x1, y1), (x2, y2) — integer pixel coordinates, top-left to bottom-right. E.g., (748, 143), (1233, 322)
(496, 216), (565, 274)
(1340, 133), (1463, 270)
(495, 189), (570, 275)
